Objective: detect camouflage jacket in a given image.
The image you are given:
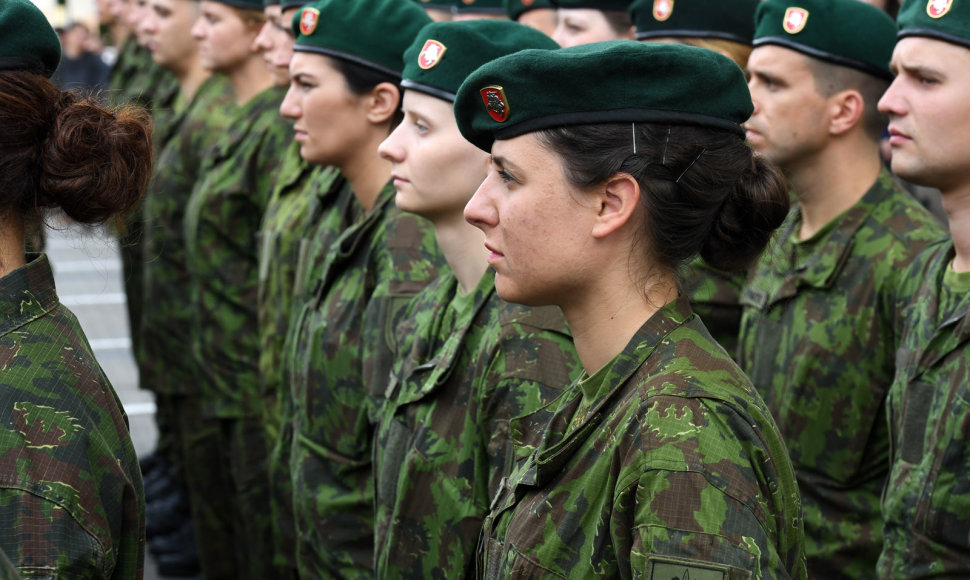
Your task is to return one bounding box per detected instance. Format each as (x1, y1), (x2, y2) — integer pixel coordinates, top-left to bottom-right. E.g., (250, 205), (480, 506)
(286, 181), (444, 579)
(480, 295), (806, 580)
(0, 255), (145, 579)
(257, 142), (341, 435)
(184, 85), (289, 418)
(106, 38), (175, 110)
(737, 169), (946, 578)
(373, 269), (582, 579)
(878, 241), (970, 578)
(138, 76), (236, 396)
(684, 256), (747, 356)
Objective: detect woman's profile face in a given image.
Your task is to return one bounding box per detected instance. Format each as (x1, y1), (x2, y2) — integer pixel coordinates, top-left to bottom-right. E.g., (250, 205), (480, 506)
(192, 1), (260, 74)
(552, 9), (623, 48)
(280, 52), (369, 167)
(464, 132), (599, 307)
(379, 90), (489, 223)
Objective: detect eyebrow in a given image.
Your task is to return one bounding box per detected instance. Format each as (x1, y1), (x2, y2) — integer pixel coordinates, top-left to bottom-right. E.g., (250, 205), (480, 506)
(892, 61), (943, 78)
(490, 155), (521, 172)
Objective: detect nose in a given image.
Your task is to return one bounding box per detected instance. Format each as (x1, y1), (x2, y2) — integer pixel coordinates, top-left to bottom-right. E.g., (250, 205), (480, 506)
(378, 124), (405, 164)
(191, 16), (205, 40)
(877, 78), (904, 117)
(464, 172), (499, 231)
(279, 83), (300, 119)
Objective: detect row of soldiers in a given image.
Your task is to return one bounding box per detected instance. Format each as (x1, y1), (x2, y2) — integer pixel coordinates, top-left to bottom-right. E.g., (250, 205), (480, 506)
(98, 0), (969, 577)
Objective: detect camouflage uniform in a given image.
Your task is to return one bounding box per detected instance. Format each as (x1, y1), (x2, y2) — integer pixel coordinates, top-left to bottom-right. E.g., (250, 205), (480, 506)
(684, 257), (746, 356)
(480, 295), (806, 579)
(286, 181), (444, 579)
(138, 75), (235, 472)
(373, 269), (582, 578)
(182, 85), (289, 580)
(0, 254), (145, 579)
(257, 143), (358, 577)
(737, 170), (946, 578)
(878, 241), (970, 578)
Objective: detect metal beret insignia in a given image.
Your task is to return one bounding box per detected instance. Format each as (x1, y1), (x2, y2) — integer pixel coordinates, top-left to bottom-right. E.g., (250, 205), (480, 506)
(653, 0), (674, 22)
(480, 86), (509, 123)
(783, 6), (809, 34)
(927, 0), (953, 18)
(418, 39), (446, 70)
(300, 7), (319, 36)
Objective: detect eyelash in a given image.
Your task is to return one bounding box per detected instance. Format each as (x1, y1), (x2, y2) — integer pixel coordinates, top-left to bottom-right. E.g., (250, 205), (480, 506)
(497, 169), (517, 184)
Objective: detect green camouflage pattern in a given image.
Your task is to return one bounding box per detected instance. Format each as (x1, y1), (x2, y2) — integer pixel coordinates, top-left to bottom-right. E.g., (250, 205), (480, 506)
(373, 269), (582, 578)
(737, 169), (946, 578)
(184, 85), (288, 419)
(684, 256), (746, 356)
(286, 181), (445, 579)
(0, 254), (145, 579)
(258, 144), (358, 577)
(139, 75), (236, 397)
(481, 295), (806, 579)
(879, 241), (970, 578)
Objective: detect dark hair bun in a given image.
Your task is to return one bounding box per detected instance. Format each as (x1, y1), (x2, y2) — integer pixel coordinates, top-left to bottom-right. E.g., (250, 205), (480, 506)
(700, 153), (789, 272)
(39, 91), (153, 224)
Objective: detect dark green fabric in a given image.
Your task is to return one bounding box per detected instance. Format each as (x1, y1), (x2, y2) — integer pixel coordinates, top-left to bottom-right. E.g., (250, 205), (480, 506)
(0, 0), (60, 77)
(402, 20), (558, 101)
(898, 0), (970, 49)
(210, 0), (265, 10)
(630, 0), (758, 44)
(504, 0), (554, 20)
(753, 0), (896, 80)
(454, 40), (751, 151)
(551, 0), (631, 11)
(455, 0), (505, 13)
(293, 0), (431, 77)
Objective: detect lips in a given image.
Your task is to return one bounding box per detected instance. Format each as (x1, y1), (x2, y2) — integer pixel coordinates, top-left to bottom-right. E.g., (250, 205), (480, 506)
(887, 126), (912, 146)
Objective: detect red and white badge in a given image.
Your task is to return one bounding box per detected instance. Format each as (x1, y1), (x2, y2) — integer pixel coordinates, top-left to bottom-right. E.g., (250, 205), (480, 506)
(480, 86), (509, 123)
(522, 0), (535, 5)
(653, 0), (674, 22)
(418, 40), (446, 70)
(299, 8), (319, 36)
(927, 0), (953, 18)
(783, 7), (809, 34)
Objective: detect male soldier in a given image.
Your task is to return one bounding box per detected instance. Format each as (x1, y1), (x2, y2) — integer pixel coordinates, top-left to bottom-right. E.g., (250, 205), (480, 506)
(136, 0), (236, 575)
(253, 0), (360, 576)
(877, 0), (970, 575)
(739, 0), (946, 576)
(504, 0), (557, 36)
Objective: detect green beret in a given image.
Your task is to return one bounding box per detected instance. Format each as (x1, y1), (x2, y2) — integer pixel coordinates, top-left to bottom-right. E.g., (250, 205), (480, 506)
(293, 0), (432, 77)
(264, 0), (280, 7)
(209, 0), (265, 10)
(551, 0), (631, 11)
(454, 40), (751, 151)
(630, 0), (758, 45)
(411, 0), (456, 11)
(0, 0), (61, 77)
(898, 0), (970, 50)
(504, 0), (554, 20)
(402, 20), (558, 102)
(455, 0), (506, 13)
(281, 0), (315, 11)
(753, 0), (896, 80)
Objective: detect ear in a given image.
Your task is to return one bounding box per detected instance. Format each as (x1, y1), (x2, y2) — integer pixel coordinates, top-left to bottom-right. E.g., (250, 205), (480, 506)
(827, 89), (865, 136)
(365, 82), (401, 125)
(590, 173), (639, 240)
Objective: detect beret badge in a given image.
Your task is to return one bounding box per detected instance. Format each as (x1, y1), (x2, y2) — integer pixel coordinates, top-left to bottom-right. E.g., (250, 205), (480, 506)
(418, 39), (446, 70)
(480, 86), (509, 123)
(927, 0), (953, 18)
(653, 0), (673, 21)
(783, 6), (809, 33)
(299, 7), (319, 35)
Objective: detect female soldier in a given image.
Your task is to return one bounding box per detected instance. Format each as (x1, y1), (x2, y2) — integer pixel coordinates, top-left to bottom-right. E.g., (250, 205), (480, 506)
(279, 0), (445, 576)
(374, 20), (581, 579)
(183, 0), (288, 577)
(0, 1), (151, 577)
(628, 0), (760, 354)
(458, 41), (806, 578)
(551, 0), (635, 48)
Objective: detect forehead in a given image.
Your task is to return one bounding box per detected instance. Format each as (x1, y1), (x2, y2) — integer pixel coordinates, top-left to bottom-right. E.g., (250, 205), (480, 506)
(748, 44), (813, 74)
(402, 90), (452, 118)
(892, 35), (970, 73)
(289, 51), (341, 77)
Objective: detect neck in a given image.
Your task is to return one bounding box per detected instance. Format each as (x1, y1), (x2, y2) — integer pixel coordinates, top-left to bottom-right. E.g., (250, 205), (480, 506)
(786, 138), (882, 240)
(344, 145), (393, 212)
(111, 23), (130, 47)
(432, 212), (488, 294)
(0, 215), (27, 278)
(227, 55), (273, 106)
(943, 186), (970, 272)
(175, 57), (210, 102)
(561, 265), (679, 375)
(63, 44), (83, 59)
